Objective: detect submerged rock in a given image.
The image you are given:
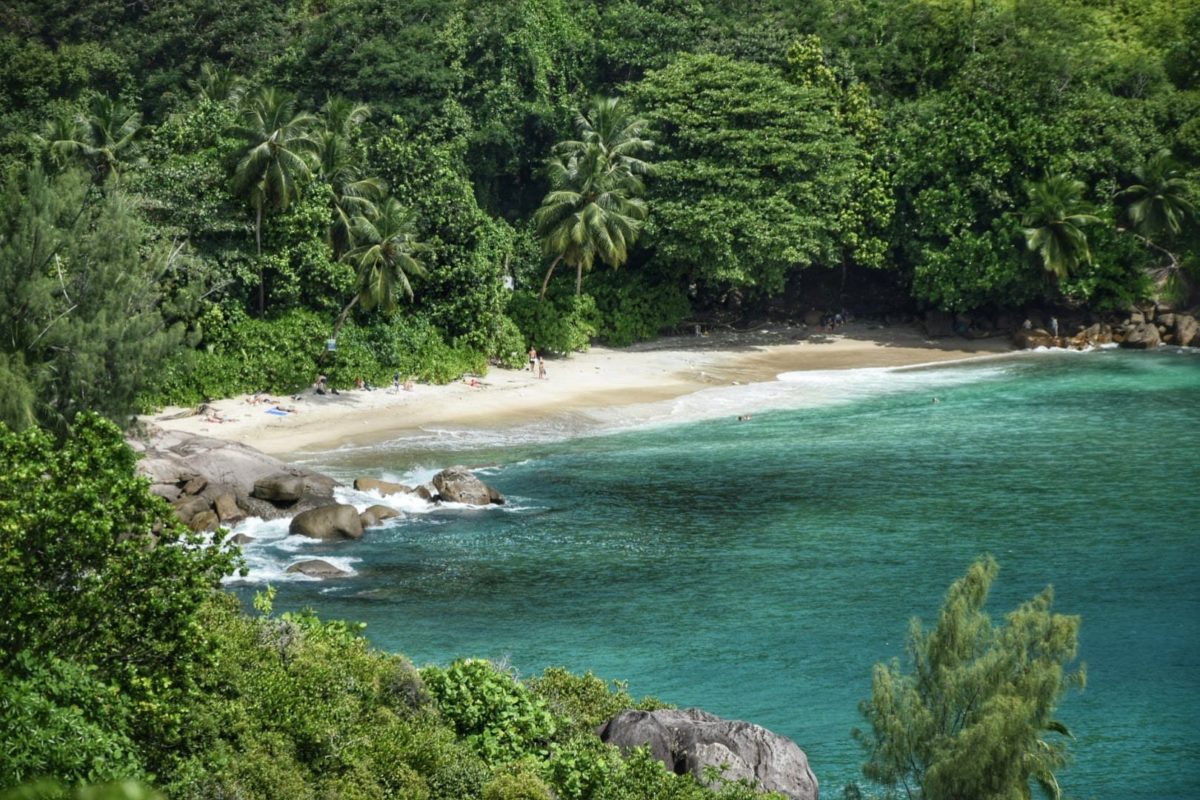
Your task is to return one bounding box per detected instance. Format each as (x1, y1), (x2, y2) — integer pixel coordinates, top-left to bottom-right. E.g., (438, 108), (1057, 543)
(360, 504), (401, 528)
(597, 708), (818, 800)
(286, 559), (349, 578)
(354, 477), (413, 496)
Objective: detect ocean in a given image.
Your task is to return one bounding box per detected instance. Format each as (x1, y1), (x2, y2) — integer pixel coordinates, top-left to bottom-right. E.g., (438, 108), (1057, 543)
(230, 347), (1200, 798)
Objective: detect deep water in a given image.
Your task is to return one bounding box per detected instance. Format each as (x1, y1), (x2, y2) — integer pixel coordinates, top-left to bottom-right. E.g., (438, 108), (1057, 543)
(233, 348), (1200, 799)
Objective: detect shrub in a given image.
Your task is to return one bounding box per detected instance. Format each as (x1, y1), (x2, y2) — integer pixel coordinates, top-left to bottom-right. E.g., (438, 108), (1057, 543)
(422, 660), (557, 764)
(527, 667), (667, 737)
(507, 291), (598, 355)
(587, 274), (691, 347)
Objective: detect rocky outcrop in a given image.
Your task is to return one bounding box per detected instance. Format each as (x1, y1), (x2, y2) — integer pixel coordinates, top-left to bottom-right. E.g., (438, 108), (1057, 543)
(289, 504), (364, 540)
(1120, 321), (1162, 349)
(1012, 328), (1057, 350)
(598, 709), (818, 800)
(360, 504), (401, 528)
(129, 427), (340, 528)
(252, 473), (305, 503)
(286, 559), (350, 578)
(431, 466), (505, 505)
(354, 477), (414, 496)
(1175, 315), (1199, 348)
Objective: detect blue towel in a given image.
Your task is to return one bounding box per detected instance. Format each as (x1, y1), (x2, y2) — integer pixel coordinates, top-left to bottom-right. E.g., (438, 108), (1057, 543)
(265, 408), (288, 416)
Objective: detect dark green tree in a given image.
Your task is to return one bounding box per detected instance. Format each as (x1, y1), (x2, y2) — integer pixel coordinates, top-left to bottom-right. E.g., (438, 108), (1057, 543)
(232, 88), (318, 312)
(856, 556), (1085, 800)
(1022, 175), (1100, 282)
(0, 165), (184, 434)
(1117, 148), (1198, 300)
(533, 96), (652, 299)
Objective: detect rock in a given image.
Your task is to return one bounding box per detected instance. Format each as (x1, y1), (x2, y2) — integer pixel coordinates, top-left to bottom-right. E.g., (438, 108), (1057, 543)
(230, 533), (255, 545)
(286, 559), (349, 578)
(172, 496), (211, 525)
(1129, 310), (1146, 325)
(354, 477), (413, 496)
(1175, 314), (1198, 348)
(189, 509), (220, 532)
(213, 493), (245, 523)
(1119, 321), (1161, 349)
(253, 473), (305, 503)
(1013, 328), (1056, 350)
(150, 483), (181, 503)
(289, 504), (364, 540)
(414, 485), (435, 501)
(1158, 312), (1177, 328)
(360, 504), (401, 528)
(182, 475), (208, 495)
(598, 709), (818, 800)
(431, 466), (505, 506)
(802, 310), (823, 327)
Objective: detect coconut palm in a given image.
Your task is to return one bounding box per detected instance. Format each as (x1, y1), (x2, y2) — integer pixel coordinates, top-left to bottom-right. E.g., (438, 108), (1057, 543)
(317, 97), (385, 259)
(189, 62), (245, 105)
(331, 197), (430, 339)
(233, 88), (318, 311)
(37, 96), (141, 182)
(1022, 175), (1100, 282)
(1118, 148), (1195, 239)
(533, 97), (652, 299)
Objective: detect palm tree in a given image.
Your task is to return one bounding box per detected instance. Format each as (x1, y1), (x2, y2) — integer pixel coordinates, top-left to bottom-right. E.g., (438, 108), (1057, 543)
(189, 63), (245, 105)
(533, 96), (652, 299)
(1022, 175), (1100, 282)
(331, 197), (430, 340)
(1117, 149), (1197, 300)
(233, 88), (318, 312)
(317, 97), (385, 259)
(37, 96), (141, 183)
(1118, 148), (1195, 239)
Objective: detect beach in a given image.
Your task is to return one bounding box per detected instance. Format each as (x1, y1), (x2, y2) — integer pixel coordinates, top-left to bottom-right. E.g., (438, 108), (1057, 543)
(143, 322), (1014, 457)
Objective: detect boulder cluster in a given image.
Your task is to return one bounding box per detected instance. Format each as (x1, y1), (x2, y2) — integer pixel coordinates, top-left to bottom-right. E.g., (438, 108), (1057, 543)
(132, 428), (506, 579)
(1011, 306), (1200, 351)
(131, 428), (339, 532)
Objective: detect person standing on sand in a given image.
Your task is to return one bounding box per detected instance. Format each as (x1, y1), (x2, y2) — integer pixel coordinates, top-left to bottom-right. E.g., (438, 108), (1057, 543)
(528, 346), (537, 372)
(538, 357), (547, 379)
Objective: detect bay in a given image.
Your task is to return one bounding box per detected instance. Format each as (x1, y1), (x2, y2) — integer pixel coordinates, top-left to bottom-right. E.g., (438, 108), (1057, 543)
(234, 348), (1200, 798)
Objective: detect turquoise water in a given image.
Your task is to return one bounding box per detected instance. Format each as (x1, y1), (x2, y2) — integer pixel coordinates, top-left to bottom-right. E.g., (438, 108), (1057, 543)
(235, 348), (1200, 798)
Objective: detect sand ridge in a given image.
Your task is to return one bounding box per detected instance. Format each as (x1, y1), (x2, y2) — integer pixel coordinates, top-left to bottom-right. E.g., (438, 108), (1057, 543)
(141, 323), (1013, 458)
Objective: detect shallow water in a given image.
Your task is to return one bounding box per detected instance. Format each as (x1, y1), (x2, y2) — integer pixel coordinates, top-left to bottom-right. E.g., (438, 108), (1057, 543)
(232, 348), (1200, 798)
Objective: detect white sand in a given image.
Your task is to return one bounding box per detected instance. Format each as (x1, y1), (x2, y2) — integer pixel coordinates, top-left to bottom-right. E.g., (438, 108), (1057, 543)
(142, 323), (1014, 458)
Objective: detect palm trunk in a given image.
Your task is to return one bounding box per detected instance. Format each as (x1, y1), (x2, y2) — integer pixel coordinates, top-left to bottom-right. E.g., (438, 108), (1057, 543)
(319, 295), (360, 366)
(575, 261), (583, 296)
(255, 203), (264, 314)
(538, 255), (563, 302)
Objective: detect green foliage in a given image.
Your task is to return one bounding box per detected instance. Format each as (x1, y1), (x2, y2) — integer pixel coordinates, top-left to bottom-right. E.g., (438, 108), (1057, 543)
(422, 659), (558, 764)
(482, 761), (554, 800)
(631, 53), (858, 300)
(507, 291), (598, 355)
(528, 667), (667, 737)
(491, 314), (531, 369)
(855, 556), (1085, 800)
(586, 273), (690, 347)
(0, 780), (162, 800)
(0, 166), (186, 434)
(0, 414), (238, 760)
(0, 654), (142, 786)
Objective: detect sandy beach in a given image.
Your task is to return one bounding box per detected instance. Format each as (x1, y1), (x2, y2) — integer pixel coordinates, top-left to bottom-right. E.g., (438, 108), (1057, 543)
(142, 322), (1014, 458)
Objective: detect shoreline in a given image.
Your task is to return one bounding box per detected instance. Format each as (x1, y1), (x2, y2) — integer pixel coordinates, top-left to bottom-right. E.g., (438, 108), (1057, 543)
(141, 323), (1015, 459)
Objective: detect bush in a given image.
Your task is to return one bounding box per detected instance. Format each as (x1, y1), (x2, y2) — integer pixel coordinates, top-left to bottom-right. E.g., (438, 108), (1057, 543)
(527, 667), (667, 737)
(586, 274), (691, 347)
(422, 660), (557, 765)
(507, 291), (598, 355)
(490, 315), (529, 369)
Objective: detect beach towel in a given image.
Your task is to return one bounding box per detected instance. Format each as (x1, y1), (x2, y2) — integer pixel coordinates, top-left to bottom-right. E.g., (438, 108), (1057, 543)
(265, 408), (289, 416)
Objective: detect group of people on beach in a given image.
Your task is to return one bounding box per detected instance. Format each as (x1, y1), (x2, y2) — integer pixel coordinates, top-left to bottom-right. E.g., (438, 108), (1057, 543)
(820, 309), (851, 331)
(527, 346), (547, 379)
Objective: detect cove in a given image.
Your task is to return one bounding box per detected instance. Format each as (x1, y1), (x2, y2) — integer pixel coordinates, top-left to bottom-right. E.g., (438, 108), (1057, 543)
(235, 348), (1200, 798)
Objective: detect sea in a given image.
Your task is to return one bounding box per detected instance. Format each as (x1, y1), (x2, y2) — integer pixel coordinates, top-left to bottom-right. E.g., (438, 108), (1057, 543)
(229, 346), (1200, 799)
